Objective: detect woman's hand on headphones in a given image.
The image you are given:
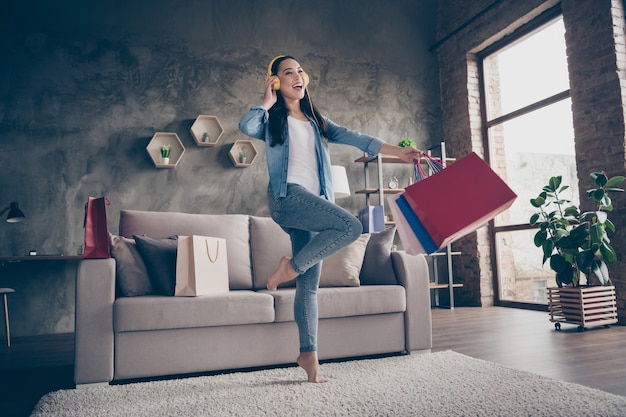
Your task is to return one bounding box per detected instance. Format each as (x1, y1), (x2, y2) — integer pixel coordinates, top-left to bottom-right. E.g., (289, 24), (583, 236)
(261, 75), (278, 110)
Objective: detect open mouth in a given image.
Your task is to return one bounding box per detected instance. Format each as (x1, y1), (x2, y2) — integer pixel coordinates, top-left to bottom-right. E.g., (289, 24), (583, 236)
(293, 82), (304, 91)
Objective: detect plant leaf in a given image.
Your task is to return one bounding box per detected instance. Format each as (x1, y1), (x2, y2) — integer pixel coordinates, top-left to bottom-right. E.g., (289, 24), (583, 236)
(589, 223), (604, 244)
(605, 218), (616, 233)
(534, 230), (547, 246)
(593, 188), (605, 202)
(576, 249), (594, 270)
(542, 239), (554, 260)
(600, 243), (617, 263)
(591, 172), (608, 187)
(605, 176), (625, 188)
(550, 254), (573, 285)
(530, 197), (544, 208)
(548, 176), (562, 191)
(592, 259), (611, 285)
(530, 213), (540, 225)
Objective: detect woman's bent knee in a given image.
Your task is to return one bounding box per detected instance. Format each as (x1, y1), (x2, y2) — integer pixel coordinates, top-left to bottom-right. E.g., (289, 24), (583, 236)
(346, 214), (363, 241)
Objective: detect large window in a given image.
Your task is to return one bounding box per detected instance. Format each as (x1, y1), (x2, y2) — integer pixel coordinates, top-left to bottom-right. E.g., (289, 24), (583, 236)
(480, 15), (576, 307)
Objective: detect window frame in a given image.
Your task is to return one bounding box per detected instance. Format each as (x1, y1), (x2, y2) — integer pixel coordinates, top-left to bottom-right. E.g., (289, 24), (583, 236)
(477, 8), (571, 310)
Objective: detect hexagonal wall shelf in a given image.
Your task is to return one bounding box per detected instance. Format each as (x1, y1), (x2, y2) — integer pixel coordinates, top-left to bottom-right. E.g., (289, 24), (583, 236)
(190, 115), (224, 147)
(146, 132), (185, 168)
(229, 139), (258, 167)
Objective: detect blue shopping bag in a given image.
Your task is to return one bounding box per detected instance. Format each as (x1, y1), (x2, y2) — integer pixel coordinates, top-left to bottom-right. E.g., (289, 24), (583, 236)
(395, 194), (438, 254)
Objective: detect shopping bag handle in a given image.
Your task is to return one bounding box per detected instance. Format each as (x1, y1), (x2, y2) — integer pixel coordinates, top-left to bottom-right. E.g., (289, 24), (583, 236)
(205, 239), (220, 263)
(413, 155), (445, 183)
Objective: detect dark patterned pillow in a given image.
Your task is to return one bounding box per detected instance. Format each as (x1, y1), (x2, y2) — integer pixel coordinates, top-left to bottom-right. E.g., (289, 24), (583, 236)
(109, 233), (154, 296)
(133, 235), (178, 296)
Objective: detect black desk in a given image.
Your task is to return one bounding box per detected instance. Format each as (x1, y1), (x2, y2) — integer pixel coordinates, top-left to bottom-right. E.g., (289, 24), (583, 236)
(0, 255), (83, 265)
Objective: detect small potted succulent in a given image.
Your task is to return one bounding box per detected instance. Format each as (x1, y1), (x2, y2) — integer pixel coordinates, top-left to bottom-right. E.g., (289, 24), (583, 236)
(529, 171), (624, 330)
(160, 144), (171, 165)
(398, 138), (417, 148)
(239, 148), (248, 164)
(202, 132), (210, 143)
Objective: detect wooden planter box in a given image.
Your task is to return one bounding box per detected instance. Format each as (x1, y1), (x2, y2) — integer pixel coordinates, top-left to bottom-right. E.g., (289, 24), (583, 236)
(548, 285), (617, 331)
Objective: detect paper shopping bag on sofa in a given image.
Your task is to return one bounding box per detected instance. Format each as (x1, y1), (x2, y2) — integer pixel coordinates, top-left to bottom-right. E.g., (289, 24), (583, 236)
(83, 196), (111, 259)
(402, 152), (517, 248)
(387, 192), (426, 255)
(175, 235), (229, 296)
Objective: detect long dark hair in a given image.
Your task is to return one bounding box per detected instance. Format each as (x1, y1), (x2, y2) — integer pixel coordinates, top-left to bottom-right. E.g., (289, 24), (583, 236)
(267, 55), (328, 147)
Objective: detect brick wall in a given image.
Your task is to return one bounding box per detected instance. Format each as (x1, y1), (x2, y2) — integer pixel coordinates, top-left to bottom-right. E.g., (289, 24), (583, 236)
(562, 0), (626, 321)
(435, 0), (626, 320)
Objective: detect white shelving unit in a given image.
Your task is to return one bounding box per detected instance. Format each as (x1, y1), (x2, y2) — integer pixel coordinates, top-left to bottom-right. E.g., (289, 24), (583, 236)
(354, 142), (463, 308)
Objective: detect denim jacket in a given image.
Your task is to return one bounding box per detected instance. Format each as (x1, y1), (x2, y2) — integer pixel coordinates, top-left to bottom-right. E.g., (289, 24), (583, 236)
(238, 105), (384, 202)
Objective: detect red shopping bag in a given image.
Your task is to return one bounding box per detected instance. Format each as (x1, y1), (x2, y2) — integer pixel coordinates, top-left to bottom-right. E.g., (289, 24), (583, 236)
(402, 152), (517, 249)
(83, 196), (111, 259)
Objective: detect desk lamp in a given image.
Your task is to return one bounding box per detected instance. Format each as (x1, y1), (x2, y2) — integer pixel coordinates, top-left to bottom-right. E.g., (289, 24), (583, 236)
(0, 202), (26, 223)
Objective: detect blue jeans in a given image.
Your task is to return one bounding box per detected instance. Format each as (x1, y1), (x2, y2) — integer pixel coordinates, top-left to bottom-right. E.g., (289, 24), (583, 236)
(268, 184), (362, 352)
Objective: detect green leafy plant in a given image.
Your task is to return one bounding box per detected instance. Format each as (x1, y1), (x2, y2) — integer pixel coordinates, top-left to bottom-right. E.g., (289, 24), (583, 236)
(160, 145), (171, 158)
(530, 172), (624, 287)
(398, 138), (416, 148)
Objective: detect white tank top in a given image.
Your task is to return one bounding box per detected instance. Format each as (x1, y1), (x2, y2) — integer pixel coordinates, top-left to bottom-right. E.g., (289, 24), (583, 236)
(287, 116), (321, 195)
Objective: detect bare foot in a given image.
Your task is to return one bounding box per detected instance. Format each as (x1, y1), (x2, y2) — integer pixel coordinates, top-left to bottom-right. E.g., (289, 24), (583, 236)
(267, 256), (298, 291)
(297, 351), (327, 383)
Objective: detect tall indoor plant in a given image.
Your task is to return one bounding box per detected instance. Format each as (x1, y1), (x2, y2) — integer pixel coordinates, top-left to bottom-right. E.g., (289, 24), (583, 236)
(530, 172), (624, 287)
(530, 172), (624, 330)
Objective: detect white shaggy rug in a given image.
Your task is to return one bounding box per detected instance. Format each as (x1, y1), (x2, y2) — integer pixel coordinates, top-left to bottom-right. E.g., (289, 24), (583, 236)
(31, 351), (626, 417)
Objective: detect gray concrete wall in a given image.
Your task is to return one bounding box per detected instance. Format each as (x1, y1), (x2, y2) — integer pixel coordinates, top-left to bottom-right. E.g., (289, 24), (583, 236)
(0, 0), (442, 337)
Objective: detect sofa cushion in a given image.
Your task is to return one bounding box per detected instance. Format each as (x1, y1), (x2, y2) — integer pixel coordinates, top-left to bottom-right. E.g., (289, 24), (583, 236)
(119, 210), (253, 290)
(360, 226), (398, 285)
(268, 286), (406, 323)
(320, 234), (370, 287)
(133, 235), (178, 296)
(249, 216), (293, 290)
(114, 291), (275, 332)
(109, 233), (154, 296)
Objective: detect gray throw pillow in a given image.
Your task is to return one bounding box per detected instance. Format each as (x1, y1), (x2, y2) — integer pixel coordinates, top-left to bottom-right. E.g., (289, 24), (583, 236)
(133, 235), (178, 296)
(109, 233), (154, 296)
(360, 226), (397, 285)
(249, 216), (293, 290)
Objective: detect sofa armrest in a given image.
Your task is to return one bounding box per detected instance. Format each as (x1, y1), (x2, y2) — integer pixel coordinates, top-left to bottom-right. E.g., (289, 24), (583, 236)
(74, 258), (116, 385)
(391, 251), (432, 351)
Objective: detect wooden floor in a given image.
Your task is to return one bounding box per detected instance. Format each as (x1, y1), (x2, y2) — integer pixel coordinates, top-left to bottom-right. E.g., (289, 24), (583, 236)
(1, 306), (625, 416)
(430, 306), (626, 397)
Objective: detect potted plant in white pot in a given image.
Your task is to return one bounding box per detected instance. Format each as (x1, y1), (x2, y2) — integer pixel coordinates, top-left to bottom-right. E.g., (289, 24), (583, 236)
(160, 144), (171, 165)
(530, 172), (624, 331)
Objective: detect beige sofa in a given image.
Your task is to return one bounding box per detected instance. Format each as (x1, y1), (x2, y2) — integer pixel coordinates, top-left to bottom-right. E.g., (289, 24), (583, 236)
(74, 209), (432, 385)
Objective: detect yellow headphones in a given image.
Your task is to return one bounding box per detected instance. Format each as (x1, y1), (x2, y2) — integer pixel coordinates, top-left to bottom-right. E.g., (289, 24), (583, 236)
(267, 55), (309, 91)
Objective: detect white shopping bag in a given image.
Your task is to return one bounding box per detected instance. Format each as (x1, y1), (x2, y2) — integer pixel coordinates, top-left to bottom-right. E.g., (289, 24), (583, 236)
(387, 192), (425, 255)
(175, 235), (229, 296)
